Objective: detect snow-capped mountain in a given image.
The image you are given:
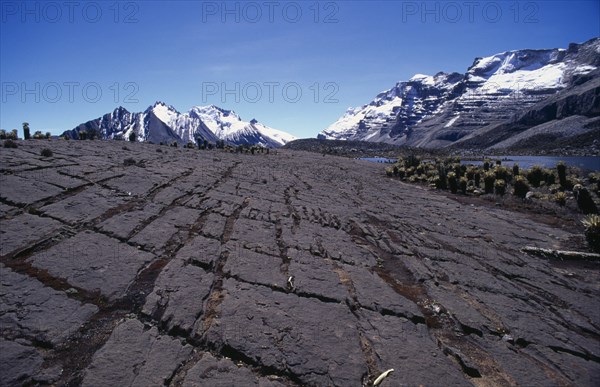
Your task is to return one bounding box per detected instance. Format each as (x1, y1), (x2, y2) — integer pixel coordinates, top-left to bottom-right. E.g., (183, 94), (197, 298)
(320, 72), (463, 142)
(320, 37), (600, 149)
(64, 102), (296, 147)
(190, 105), (296, 148)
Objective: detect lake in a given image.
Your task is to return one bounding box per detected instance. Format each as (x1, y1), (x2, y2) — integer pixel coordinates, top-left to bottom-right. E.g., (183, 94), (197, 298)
(357, 157), (397, 163)
(461, 156), (600, 171)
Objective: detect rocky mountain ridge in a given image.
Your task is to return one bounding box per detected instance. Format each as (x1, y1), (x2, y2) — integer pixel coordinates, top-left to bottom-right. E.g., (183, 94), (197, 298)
(64, 102), (296, 147)
(320, 37), (600, 151)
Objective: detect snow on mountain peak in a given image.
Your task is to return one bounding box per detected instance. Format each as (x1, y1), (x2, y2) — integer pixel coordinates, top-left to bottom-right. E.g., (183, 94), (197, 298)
(409, 74), (435, 85)
(190, 104), (295, 146)
(320, 38), (600, 145)
(67, 101), (295, 147)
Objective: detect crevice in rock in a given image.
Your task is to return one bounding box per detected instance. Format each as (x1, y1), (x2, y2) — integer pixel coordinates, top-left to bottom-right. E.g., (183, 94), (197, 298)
(548, 345), (600, 363)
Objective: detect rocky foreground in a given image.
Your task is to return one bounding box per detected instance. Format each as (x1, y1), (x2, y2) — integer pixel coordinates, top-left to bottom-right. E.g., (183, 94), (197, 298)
(0, 140), (599, 386)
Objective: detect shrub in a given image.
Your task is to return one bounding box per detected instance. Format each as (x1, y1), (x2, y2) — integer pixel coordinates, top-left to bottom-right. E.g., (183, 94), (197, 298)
(557, 161), (567, 188)
(573, 185), (598, 214)
(452, 163), (462, 177)
(32, 130), (45, 140)
(554, 192), (566, 206)
(128, 132), (136, 142)
(582, 215), (600, 253)
(494, 179), (506, 195)
(186, 142), (195, 149)
(494, 166), (511, 183)
(405, 154), (420, 168)
(171, 141), (178, 147)
(447, 172), (458, 193)
(483, 160), (491, 171)
(526, 165), (544, 187)
(512, 164), (519, 176)
(466, 167), (475, 181)
(483, 172), (495, 194)
(385, 168), (393, 177)
(513, 176), (529, 198)
(459, 177), (468, 194)
(40, 148), (53, 157)
(123, 158), (137, 166)
(45, 132), (51, 139)
(474, 171), (481, 187)
(437, 165), (447, 189)
(543, 169), (556, 185)
(0, 129), (6, 139)
(416, 164), (424, 176)
(3, 139), (18, 148)
(397, 167), (406, 179)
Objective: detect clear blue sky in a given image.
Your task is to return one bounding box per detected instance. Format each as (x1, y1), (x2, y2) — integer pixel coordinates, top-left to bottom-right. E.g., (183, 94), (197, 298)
(1, 0), (598, 138)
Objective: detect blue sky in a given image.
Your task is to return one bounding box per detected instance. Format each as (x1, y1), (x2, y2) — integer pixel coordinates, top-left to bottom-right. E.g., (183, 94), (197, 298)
(1, 0), (598, 138)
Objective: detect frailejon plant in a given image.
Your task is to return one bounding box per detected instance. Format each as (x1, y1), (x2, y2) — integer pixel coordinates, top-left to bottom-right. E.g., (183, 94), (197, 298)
(494, 166), (511, 183)
(557, 161), (567, 188)
(554, 192), (566, 206)
(448, 172), (458, 194)
(573, 185), (599, 215)
(474, 171), (481, 187)
(483, 172), (495, 194)
(513, 176), (530, 199)
(526, 165), (544, 188)
(543, 169), (556, 185)
(495, 179), (506, 196)
(582, 214), (600, 253)
(512, 163), (519, 176)
(459, 177), (468, 194)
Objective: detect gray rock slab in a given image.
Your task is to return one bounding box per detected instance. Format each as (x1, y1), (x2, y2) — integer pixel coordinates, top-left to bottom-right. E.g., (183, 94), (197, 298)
(182, 352), (285, 387)
(40, 186), (128, 225)
(0, 339), (44, 387)
(143, 258), (214, 334)
(287, 250), (348, 303)
(98, 202), (163, 240)
(27, 231), (155, 300)
(82, 318), (192, 387)
(0, 174), (64, 205)
(230, 218), (279, 256)
(357, 309), (471, 386)
(0, 264), (98, 345)
(130, 206), (202, 251)
(344, 264), (423, 319)
(175, 234), (222, 269)
(15, 168), (87, 190)
(0, 213), (63, 257)
(223, 242), (286, 289)
(201, 212), (227, 239)
(204, 278), (367, 386)
(103, 171), (162, 196)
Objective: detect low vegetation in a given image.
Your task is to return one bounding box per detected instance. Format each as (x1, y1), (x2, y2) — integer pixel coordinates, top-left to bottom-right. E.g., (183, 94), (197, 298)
(3, 139), (18, 148)
(582, 214), (600, 253)
(385, 156), (600, 216)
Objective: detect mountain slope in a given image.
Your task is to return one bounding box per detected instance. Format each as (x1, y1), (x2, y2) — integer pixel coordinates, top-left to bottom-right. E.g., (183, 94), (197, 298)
(321, 38), (600, 150)
(64, 102), (295, 147)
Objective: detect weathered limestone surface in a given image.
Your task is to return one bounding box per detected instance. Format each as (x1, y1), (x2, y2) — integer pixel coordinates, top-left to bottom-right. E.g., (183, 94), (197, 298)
(0, 140), (598, 386)
(0, 264), (98, 345)
(27, 231), (155, 300)
(81, 319), (192, 387)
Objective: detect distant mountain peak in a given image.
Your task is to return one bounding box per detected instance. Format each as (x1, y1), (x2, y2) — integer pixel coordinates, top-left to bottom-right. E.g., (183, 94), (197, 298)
(64, 102), (295, 147)
(320, 38), (599, 149)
